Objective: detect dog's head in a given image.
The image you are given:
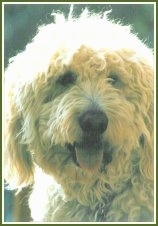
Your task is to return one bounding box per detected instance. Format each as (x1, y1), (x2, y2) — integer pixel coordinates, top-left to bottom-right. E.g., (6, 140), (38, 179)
(4, 10), (154, 190)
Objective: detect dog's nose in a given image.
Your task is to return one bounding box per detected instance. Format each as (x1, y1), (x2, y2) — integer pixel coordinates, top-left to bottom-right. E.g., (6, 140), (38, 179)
(79, 110), (108, 134)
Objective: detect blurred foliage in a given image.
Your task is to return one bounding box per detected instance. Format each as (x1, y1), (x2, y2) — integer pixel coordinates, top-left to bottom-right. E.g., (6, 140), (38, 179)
(4, 3), (154, 68)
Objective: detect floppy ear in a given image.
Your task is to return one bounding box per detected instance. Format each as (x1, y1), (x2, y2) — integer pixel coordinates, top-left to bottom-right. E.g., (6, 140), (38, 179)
(138, 62), (154, 182)
(5, 117), (34, 189)
(4, 81), (35, 189)
(139, 101), (154, 182)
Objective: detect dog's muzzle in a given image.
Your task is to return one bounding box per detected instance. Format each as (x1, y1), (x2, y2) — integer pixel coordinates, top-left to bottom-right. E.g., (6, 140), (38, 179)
(79, 110), (108, 135)
(67, 110), (111, 172)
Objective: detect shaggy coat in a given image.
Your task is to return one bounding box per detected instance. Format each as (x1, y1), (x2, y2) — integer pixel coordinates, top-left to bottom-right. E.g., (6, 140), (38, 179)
(5, 10), (154, 222)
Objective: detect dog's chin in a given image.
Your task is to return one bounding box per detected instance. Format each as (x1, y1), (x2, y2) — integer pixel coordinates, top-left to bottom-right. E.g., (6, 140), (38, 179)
(66, 138), (113, 173)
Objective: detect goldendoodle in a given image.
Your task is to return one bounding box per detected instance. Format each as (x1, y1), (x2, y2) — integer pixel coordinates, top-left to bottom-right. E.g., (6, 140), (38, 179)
(4, 9), (154, 222)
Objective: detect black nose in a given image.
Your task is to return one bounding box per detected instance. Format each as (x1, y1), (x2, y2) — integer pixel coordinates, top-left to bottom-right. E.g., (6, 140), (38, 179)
(79, 110), (108, 134)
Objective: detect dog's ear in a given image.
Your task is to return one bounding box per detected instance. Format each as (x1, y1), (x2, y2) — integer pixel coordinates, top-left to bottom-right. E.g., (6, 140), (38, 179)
(138, 130), (154, 182)
(138, 63), (154, 182)
(5, 81), (35, 189)
(5, 113), (34, 189)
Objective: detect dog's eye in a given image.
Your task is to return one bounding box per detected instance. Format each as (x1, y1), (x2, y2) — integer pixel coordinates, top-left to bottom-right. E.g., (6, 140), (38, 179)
(108, 73), (121, 88)
(43, 94), (53, 104)
(58, 71), (77, 86)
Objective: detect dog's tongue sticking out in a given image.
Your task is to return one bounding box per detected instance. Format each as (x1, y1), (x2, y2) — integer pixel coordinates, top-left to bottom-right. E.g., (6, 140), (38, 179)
(75, 142), (103, 173)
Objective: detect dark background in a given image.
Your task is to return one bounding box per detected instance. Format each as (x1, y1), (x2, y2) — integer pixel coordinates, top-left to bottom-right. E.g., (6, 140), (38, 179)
(4, 3), (154, 222)
(4, 3), (154, 68)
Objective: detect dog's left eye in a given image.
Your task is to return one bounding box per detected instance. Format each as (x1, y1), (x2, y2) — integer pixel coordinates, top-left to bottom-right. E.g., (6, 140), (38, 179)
(57, 71), (77, 86)
(108, 73), (122, 88)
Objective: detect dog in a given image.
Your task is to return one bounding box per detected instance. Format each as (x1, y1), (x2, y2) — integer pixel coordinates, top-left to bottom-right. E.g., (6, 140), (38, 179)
(4, 9), (154, 222)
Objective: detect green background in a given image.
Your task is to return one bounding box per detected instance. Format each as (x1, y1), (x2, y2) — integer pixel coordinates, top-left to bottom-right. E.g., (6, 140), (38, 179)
(4, 3), (154, 68)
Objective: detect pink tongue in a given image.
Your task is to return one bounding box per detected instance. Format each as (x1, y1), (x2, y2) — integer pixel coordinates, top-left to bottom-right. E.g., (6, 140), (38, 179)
(75, 146), (103, 173)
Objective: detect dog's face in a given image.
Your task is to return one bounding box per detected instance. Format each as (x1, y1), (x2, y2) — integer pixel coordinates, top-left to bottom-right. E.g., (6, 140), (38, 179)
(5, 13), (154, 190)
(32, 45), (153, 184)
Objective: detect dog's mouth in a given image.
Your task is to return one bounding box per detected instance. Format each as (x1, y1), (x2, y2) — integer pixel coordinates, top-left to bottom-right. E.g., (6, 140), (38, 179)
(66, 134), (113, 173)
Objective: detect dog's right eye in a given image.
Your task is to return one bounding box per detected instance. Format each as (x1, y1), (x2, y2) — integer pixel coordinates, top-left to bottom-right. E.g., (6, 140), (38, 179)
(57, 71), (77, 87)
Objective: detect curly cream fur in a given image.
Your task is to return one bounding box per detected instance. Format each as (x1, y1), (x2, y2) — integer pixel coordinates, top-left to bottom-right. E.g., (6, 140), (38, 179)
(4, 9), (154, 222)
